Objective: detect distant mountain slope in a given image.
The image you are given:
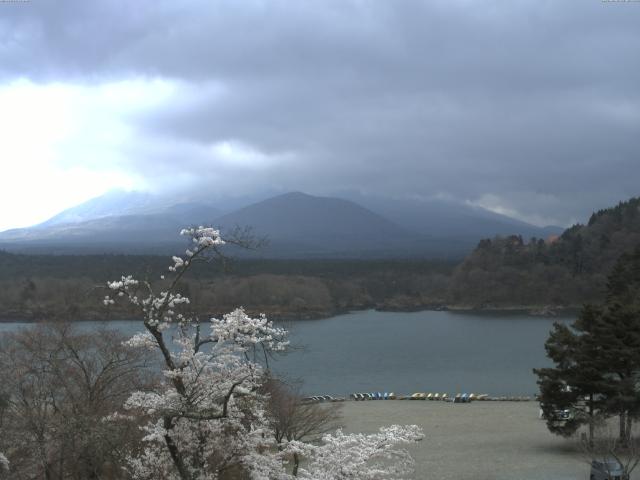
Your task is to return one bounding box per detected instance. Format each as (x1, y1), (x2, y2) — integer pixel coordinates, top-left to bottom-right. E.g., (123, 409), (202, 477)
(449, 196), (640, 308)
(38, 190), (161, 227)
(0, 190), (562, 258)
(213, 192), (417, 256)
(215, 192), (390, 236)
(0, 201), (222, 254)
(0, 192), (409, 256)
(347, 194), (562, 240)
(0, 191), (457, 257)
(35, 191), (225, 228)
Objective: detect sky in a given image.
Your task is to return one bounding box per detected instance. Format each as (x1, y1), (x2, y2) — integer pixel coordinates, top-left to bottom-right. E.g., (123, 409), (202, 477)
(0, 0), (639, 231)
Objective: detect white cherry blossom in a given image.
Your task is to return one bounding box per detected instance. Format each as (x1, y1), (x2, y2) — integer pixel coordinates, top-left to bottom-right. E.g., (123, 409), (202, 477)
(105, 226), (420, 479)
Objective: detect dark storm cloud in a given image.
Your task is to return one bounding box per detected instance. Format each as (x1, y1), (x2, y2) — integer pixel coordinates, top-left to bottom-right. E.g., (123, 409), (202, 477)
(2, 0), (639, 225)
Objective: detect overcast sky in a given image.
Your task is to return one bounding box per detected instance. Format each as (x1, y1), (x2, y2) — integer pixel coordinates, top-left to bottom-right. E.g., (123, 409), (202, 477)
(0, 0), (639, 231)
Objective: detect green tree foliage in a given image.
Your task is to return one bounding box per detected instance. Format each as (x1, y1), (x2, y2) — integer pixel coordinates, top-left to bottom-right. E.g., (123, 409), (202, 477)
(451, 196), (640, 307)
(534, 246), (640, 444)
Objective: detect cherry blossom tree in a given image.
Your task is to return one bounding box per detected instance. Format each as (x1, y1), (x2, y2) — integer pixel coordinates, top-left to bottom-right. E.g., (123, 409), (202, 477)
(292, 425), (423, 480)
(107, 226), (422, 479)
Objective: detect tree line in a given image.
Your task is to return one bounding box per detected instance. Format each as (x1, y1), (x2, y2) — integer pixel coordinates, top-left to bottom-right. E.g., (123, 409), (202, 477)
(0, 264), (452, 322)
(450, 196), (640, 308)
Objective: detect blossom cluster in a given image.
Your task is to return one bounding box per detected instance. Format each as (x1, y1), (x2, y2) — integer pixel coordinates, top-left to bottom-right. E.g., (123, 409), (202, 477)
(180, 226), (225, 247)
(211, 308), (289, 352)
(104, 275), (139, 305)
(141, 291), (191, 329)
(108, 275), (139, 290)
(292, 425), (424, 480)
(123, 332), (157, 349)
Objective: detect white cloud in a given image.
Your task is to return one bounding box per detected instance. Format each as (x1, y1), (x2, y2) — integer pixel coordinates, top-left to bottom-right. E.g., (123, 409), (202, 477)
(467, 193), (568, 228)
(0, 1), (638, 230)
(0, 77), (177, 231)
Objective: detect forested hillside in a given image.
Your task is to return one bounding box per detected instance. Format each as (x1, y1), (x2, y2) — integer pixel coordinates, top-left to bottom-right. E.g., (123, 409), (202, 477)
(450, 197), (640, 308)
(0, 253), (453, 321)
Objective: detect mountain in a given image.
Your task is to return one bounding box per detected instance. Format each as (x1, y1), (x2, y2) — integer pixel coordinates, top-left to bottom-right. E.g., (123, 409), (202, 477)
(36, 190), (235, 228)
(38, 190), (161, 227)
(0, 190), (561, 258)
(345, 193), (562, 240)
(212, 192), (428, 257)
(0, 195), (222, 254)
(449, 196), (640, 308)
(1, 191), (421, 256)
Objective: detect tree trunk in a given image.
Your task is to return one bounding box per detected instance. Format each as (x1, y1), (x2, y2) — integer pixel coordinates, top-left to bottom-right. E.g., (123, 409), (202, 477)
(588, 395), (595, 449)
(37, 437), (52, 480)
(163, 416), (193, 480)
(620, 411), (628, 446)
(292, 452), (300, 477)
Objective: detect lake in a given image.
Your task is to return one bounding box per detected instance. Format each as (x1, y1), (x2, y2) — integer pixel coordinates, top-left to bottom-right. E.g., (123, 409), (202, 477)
(0, 309), (572, 397)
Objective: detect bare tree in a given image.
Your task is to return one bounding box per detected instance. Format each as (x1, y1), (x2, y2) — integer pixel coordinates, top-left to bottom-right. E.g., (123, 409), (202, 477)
(263, 378), (342, 476)
(0, 323), (155, 480)
(578, 421), (640, 479)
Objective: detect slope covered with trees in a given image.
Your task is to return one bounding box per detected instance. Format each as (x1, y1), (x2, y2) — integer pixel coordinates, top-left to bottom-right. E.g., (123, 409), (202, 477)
(0, 254), (453, 321)
(449, 197), (640, 308)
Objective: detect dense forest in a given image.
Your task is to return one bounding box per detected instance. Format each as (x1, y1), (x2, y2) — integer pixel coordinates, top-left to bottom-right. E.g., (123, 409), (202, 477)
(450, 197), (640, 308)
(0, 253), (453, 321)
(2, 196), (639, 320)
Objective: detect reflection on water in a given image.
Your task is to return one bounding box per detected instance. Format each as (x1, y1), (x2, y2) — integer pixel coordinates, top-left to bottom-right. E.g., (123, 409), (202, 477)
(0, 309), (572, 396)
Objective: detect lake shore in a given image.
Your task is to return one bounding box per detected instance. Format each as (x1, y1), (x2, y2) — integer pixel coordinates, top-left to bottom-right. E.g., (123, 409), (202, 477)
(0, 303), (579, 323)
(339, 400), (587, 480)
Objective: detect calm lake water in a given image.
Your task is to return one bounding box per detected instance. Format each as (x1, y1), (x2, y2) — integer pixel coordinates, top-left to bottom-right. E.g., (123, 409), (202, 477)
(0, 309), (572, 397)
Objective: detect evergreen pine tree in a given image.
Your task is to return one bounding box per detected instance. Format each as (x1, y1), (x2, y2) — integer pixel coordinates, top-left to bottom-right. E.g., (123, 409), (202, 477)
(535, 246), (640, 444)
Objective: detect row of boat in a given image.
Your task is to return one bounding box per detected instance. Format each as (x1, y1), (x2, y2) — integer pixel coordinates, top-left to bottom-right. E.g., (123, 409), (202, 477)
(304, 393), (534, 403)
(302, 395), (345, 403)
(409, 392), (488, 402)
(351, 392), (490, 402)
(351, 392), (396, 400)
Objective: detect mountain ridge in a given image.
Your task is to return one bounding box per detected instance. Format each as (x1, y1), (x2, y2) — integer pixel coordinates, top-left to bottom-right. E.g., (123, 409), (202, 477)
(0, 190), (560, 258)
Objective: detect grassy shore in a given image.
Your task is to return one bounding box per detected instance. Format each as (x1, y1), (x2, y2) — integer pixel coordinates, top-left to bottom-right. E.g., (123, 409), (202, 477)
(340, 400), (590, 480)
